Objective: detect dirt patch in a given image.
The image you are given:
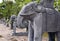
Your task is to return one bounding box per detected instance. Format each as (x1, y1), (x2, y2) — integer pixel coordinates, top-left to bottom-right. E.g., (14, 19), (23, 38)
(0, 24), (28, 41)
(0, 35), (3, 38)
(0, 24), (49, 41)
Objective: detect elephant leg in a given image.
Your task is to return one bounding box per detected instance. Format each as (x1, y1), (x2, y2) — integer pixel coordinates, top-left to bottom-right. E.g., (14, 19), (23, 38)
(56, 32), (60, 41)
(13, 22), (16, 35)
(34, 22), (42, 41)
(34, 28), (42, 41)
(28, 21), (34, 41)
(48, 32), (56, 41)
(11, 22), (13, 29)
(26, 27), (28, 32)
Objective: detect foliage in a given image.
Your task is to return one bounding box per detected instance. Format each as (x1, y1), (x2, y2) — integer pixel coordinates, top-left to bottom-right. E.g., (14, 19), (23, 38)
(0, 0), (60, 19)
(54, 0), (60, 11)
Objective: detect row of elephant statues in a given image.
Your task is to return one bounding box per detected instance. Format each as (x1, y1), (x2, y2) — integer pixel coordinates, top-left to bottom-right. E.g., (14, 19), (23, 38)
(10, 0), (60, 41)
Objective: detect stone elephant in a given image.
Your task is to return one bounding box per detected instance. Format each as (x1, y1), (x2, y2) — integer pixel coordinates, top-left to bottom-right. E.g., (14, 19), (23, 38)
(10, 14), (28, 31)
(20, 1), (43, 41)
(10, 15), (16, 29)
(19, 0), (60, 41)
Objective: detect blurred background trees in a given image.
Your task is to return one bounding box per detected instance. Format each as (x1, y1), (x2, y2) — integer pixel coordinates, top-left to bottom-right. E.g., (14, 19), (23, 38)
(0, 0), (60, 19)
(54, 0), (60, 11)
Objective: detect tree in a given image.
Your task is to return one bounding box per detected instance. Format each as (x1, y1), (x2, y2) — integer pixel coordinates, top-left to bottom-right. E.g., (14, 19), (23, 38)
(0, 0), (60, 19)
(54, 0), (60, 11)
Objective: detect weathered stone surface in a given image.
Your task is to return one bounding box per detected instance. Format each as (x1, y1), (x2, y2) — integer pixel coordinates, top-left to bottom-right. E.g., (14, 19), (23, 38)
(17, 0), (60, 41)
(10, 15), (16, 29)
